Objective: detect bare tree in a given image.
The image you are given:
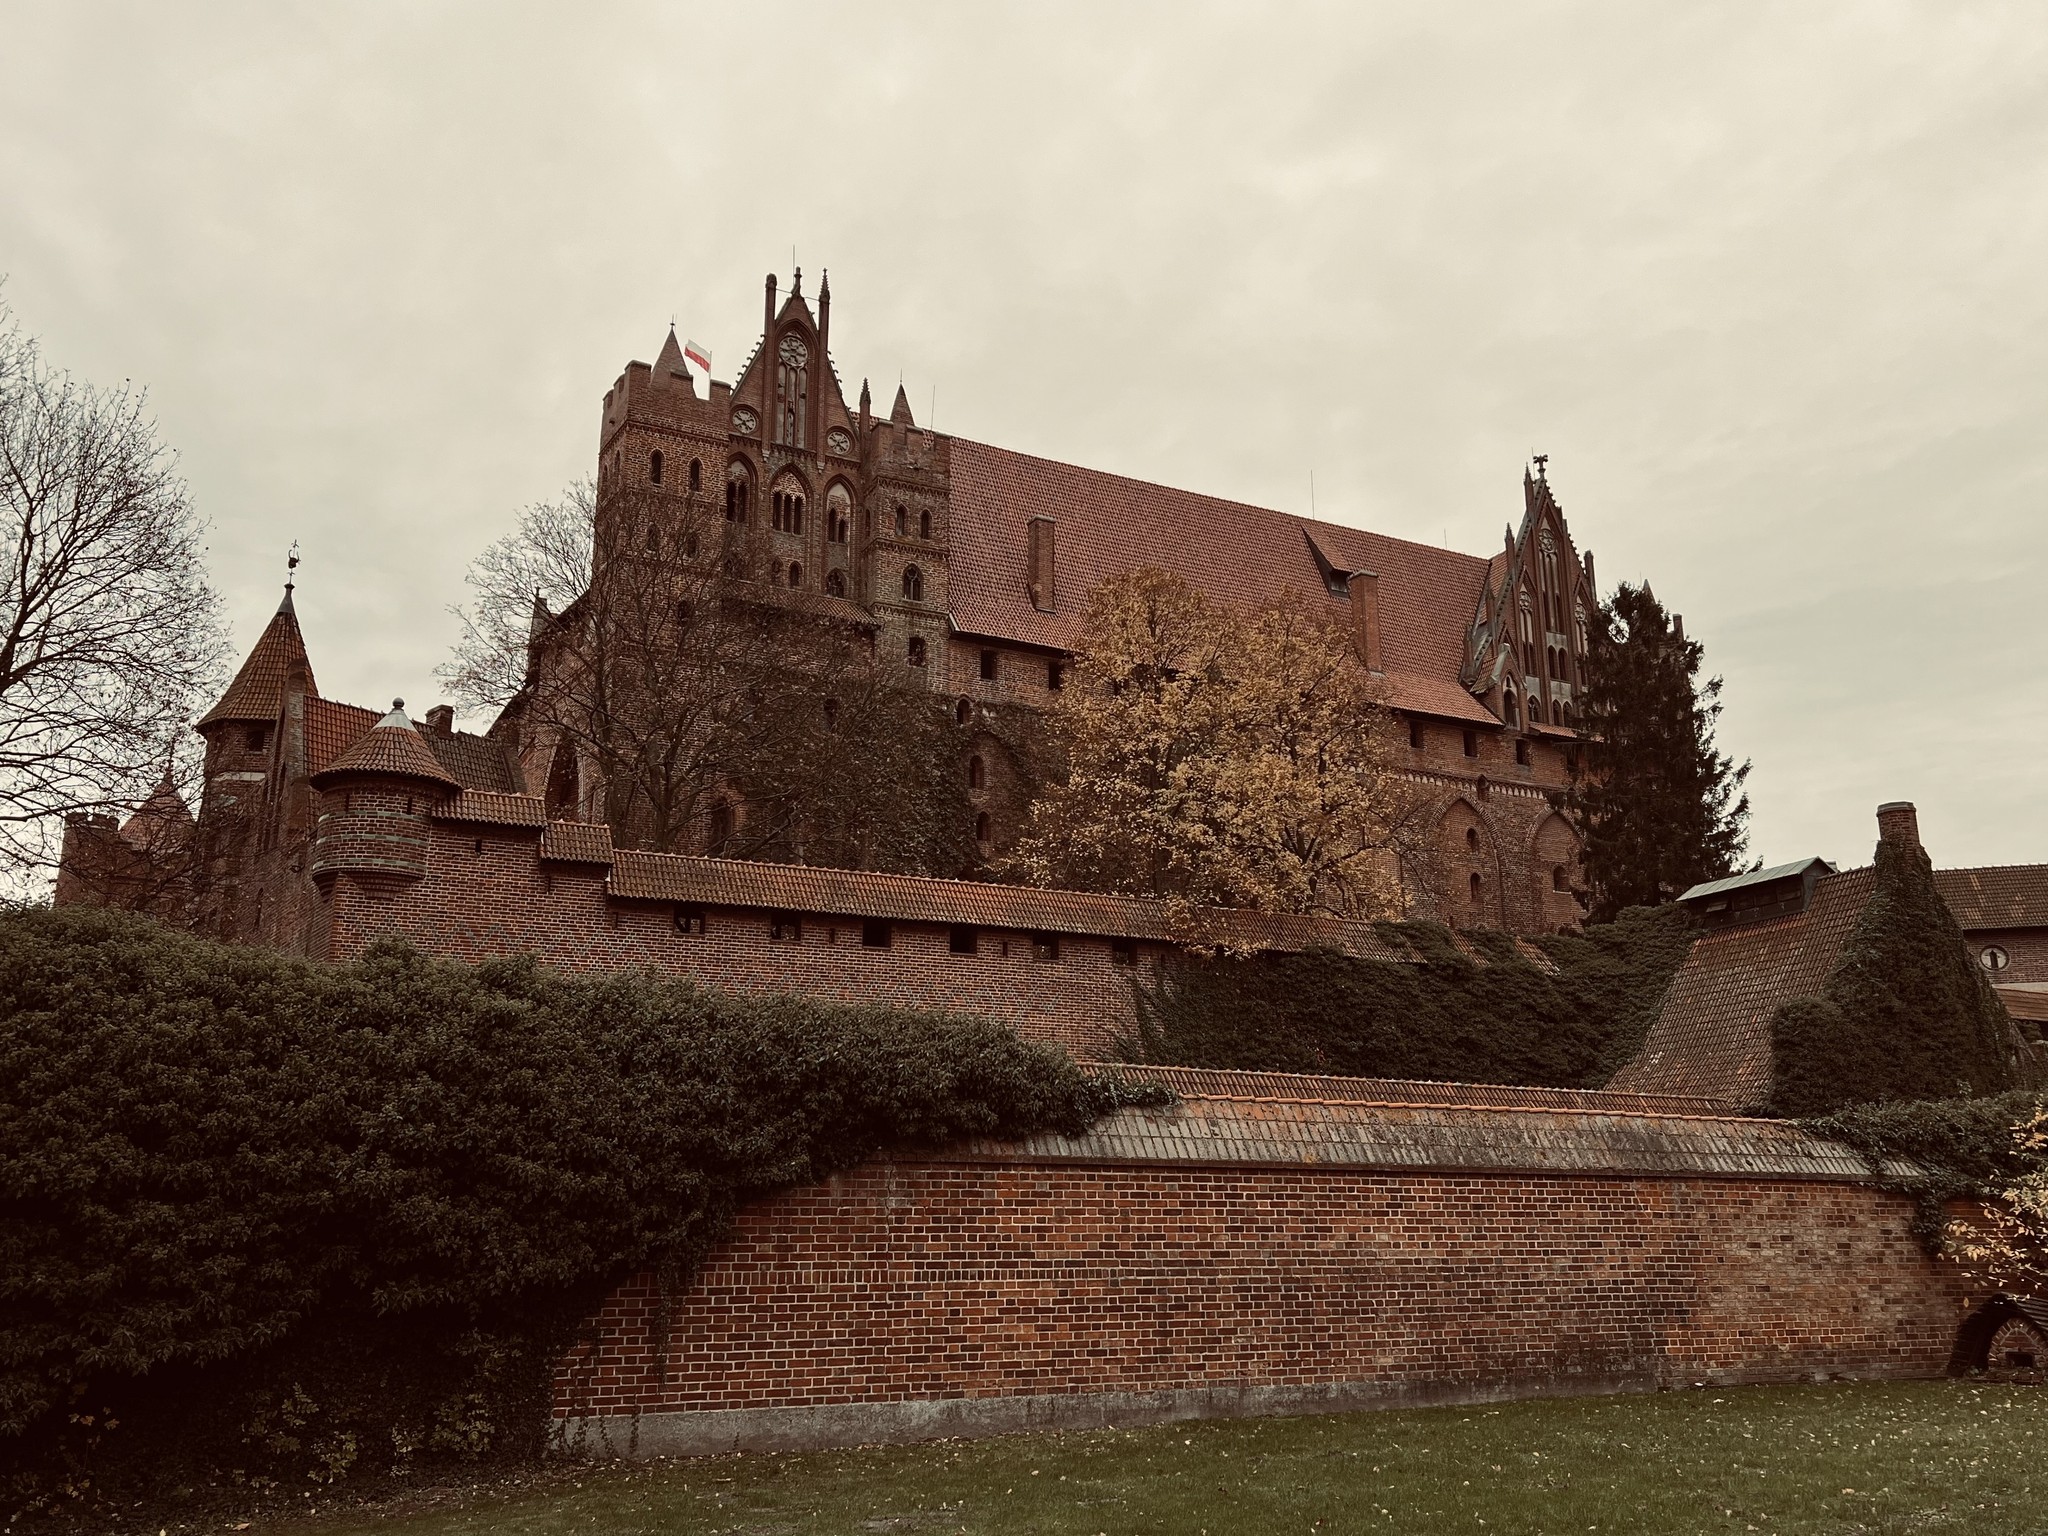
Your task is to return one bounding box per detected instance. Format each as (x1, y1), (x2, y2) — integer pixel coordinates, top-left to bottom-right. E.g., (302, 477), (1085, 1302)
(0, 294), (225, 876)
(444, 482), (974, 874)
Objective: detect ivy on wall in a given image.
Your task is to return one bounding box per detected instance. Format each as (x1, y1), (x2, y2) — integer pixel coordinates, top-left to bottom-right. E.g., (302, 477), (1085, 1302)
(1770, 835), (2033, 1117)
(1121, 905), (1698, 1088)
(0, 907), (1159, 1517)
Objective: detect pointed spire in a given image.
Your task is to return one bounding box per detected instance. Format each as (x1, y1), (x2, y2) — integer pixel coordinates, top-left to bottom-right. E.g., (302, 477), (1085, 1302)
(197, 591), (319, 730)
(309, 698), (460, 789)
(656, 325), (690, 377)
(890, 383), (915, 426)
(818, 269), (830, 302)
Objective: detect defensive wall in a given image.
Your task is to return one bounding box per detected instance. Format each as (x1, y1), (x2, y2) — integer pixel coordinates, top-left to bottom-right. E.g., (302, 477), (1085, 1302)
(308, 790), (1414, 1058)
(552, 1066), (1977, 1456)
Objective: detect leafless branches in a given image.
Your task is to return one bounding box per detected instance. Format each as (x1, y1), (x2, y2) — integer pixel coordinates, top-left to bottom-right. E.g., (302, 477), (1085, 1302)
(0, 295), (225, 876)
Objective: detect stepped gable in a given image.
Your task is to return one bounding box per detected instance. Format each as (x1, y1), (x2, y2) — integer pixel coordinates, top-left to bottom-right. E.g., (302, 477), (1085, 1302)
(606, 847), (1411, 959)
(1607, 868), (1873, 1108)
(308, 702), (460, 790)
(196, 589), (317, 729)
(1938, 865), (2048, 931)
(944, 439), (1498, 723)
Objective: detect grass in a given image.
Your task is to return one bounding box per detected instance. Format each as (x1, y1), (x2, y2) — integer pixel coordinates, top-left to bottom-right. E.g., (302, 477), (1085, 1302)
(297, 1380), (2044, 1536)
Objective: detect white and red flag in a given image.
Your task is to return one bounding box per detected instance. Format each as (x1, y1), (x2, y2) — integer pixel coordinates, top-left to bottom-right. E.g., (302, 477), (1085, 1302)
(684, 339), (712, 373)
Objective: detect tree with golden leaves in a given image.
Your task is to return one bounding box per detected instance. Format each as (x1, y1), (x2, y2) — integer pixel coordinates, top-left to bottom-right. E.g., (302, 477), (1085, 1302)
(1008, 568), (1408, 917)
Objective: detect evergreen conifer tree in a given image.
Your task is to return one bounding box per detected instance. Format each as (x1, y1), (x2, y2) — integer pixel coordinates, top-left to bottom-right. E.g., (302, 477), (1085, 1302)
(1565, 582), (1750, 920)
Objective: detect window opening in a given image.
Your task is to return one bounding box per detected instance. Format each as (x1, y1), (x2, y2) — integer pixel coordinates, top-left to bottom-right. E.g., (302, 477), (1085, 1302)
(689, 458), (702, 491)
(675, 905), (706, 935)
(1047, 660), (1064, 691)
(862, 919), (892, 948)
(920, 509), (932, 540)
(825, 569), (846, 597)
(907, 636), (927, 666)
(1462, 729), (1478, 758)
(1111, 938), (1137, 966)
(1552, 866), (1569, 892)
(770, 913), (803, 943)
(1408, 719), (1424, 750)
(1031, 932), (1061, 962)
(1469, 872), (1483, 905)
(894, 505), (907, 536)
(979, 649), (998, 681)
(650, 450), (663, 485)
(956, 698), (972, 725)
(950, 925), (979, 955)
(1515, 738), (1530, 767)
(968, 754), (985, 790)
(902, 565), (924, 601)
(975, 812), (991, 845)
(1465, 827), (1480, 852)
(788, 562), (803, 588)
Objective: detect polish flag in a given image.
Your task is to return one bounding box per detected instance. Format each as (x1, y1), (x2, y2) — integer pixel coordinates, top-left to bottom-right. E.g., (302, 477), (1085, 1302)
(684, 339), (712, 373)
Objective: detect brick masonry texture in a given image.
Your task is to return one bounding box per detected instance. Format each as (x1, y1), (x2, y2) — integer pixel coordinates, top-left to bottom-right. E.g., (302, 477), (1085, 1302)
(552, 1085), (1972, 1456)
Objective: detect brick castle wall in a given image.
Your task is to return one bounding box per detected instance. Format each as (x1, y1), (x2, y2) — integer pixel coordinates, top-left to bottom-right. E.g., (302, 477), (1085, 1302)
(320, 822), (1156, 1057)
(553, 1150), (1969, 1456)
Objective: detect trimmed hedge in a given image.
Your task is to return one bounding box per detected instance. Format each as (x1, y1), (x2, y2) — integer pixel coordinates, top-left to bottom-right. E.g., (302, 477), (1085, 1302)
(1770, 835), (2030, 1117)
(0, 907), (1159, 1517)
(1120, 905), (1698, 1087)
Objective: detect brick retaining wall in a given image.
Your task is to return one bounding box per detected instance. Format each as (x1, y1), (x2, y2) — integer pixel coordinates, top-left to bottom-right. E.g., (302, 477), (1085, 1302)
(551, 1073), (1972, 1456)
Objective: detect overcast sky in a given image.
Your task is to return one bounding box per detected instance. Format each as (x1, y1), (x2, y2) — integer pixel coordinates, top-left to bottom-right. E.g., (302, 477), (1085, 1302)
(1, 2), (2042, 872)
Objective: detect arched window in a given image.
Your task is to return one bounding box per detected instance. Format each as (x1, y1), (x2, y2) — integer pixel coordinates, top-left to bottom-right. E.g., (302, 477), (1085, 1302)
(725, 465), (751, 523)
(787, 562), (803, 588)
(920, 509), (932, 540)
(1465, 827), (1480, 852)
(968, 754), (986, 790)
(650, 450), (664, 486)
(826, 484), (852, 543)
(1518, 591), (1534, 647)
(689, 458), (702, 492)
(825, 569), (846, 597)
(771, 486), (808, 535)
(1502, 686), (1519, 728)
(1552, 865), (1569, 892)
(1469, 871), (1483, 905)
(955, 698), (972, 725)
(902, 565), (924, 601)
(545, 741), (579, 820)
(975, 812), (991, 846)
(894, 504), (907, 536)
(907, 635), (927, 666)
(1574, 601), (1588, 655)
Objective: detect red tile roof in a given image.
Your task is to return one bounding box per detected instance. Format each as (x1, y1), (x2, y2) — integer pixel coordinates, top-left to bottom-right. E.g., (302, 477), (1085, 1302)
(1607, 868), (1874, 1108)
(1996, 986), (2048, 1024)
(309, 710), (461, 789)
(606, 847), (1411, 957)
(197, 596), (316, 729)
(436, 791), (549, 827)
(944, 440), (1498, 722)
(540, 820), (615, 864)
(1938, 866), (2048, 932)
(304, 698), (381, 775)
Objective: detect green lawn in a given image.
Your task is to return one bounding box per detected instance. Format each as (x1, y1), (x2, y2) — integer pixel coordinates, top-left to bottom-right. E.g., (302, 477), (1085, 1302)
(305, 1381), (2044, 1536)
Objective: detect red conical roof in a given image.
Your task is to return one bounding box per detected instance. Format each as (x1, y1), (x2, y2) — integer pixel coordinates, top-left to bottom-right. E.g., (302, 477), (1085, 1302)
(308, 701), (460, 790)
(197, 587), (317, 729)
(118, 773), (195, 849)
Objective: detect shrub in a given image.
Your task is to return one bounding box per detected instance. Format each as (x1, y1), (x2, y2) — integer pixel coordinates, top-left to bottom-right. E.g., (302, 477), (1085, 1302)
(1120, 904), (1697, 1087)
(0, 907), (1157, 1514)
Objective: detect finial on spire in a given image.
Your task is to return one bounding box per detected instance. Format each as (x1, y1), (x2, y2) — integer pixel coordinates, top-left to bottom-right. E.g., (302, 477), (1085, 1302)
(392, 698), (405, 711)
(278, 541), (301, 614)
(792, 264), (802, 297)
(1533, 453), (1549, 482)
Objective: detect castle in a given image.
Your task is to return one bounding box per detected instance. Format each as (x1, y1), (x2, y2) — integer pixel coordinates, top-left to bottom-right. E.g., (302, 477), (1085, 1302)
(60, 269), (1601, 981)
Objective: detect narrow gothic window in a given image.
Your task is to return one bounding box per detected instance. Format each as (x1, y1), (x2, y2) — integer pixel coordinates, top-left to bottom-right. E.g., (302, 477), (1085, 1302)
(968, 754), (985, 790)
(689, 458), (702, 491)
(788, 562), (803, 588)
(827, 485), (852, 542)
(1469, 872), (1483, 905)
(825, 569), (846, 597)
(920, 509), (932, 540)
(975, 812), (991, 846)
(902, 565), (924, 601)
(895, 505), (908, 536)
(1518, 592), (1534, 647)
(1502, 688), (1519, 728)
(1552, 865), (1569, 892)
(650, 450), (663, 485)
(907, 635), (927, 666)
(725, 470), (750, 523)
(956, 697), (972, 725)
(1465, 827), (1480, 852)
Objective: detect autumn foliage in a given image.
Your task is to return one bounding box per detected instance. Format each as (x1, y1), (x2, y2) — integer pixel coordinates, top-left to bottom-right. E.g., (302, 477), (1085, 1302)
(1007, 569), (1409, 918)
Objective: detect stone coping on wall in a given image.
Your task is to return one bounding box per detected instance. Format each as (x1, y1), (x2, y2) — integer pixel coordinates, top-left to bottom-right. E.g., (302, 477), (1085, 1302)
(963, 1062), (1902, 1183)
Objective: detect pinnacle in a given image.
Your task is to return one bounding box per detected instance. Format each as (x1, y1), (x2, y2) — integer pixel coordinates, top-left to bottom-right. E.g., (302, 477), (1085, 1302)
(890, 384), (915, 426)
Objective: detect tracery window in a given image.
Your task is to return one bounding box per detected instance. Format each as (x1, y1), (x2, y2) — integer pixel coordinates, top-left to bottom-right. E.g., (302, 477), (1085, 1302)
(826, 484), (852, 543)
(775, 331), (809, 448)
(1518, 591), (1535, 648)
(725, 465), (751, 523)
(771, 486), (806, 535)
(902, 565), (924, 601)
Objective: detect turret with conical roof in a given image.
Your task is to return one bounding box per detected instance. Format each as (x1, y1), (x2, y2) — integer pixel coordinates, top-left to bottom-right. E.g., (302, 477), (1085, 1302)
(309, 700), (458, 885)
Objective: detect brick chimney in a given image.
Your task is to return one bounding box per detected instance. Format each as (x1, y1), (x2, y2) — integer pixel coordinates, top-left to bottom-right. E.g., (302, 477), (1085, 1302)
(1348, 572), (1384, 673)
(1876, 800), (1920, 849)
(423, 705), (456, 736)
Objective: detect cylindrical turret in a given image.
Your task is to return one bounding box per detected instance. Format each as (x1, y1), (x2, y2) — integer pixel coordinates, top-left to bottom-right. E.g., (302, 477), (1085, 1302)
(308, 700), (459, 883)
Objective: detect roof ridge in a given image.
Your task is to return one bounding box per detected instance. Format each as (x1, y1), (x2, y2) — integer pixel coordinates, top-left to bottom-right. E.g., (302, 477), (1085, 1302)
(953, 437), (1492, 573)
